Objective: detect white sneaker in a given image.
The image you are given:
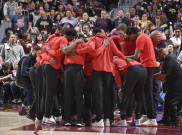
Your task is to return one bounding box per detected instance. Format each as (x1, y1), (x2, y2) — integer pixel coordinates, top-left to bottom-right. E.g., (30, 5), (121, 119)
(105, 118), (110, 127)
(92, 119), (104, 127)
(117, 120), (127, 127)
(45, 116), (56, 125)
(35, 118), (42, 123)
(55, 116), (62, 123)
(141, 119), (158, 127)
(140, 115), (148, 123)
(134, 119), (141, 126)
(42, 116), (46, 124)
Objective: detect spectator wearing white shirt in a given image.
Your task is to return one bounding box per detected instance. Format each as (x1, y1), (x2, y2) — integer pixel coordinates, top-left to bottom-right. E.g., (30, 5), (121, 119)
(170, 27), (182, 56)
(60, 10), (78, 27)
(3, 0), (18, 22)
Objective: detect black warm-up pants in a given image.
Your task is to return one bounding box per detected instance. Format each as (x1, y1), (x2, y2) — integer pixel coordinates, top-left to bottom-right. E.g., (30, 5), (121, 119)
(83, 75), (92, 122)
(120, 65), (147, 120)
(64, 64), (84, 122)
(143, 67), (156, 119)
(43, 64), (59, 117)
(92, 70), (114, 122)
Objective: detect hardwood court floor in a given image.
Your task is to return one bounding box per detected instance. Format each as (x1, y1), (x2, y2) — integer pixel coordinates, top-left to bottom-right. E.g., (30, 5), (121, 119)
(0, 106), (182, 135)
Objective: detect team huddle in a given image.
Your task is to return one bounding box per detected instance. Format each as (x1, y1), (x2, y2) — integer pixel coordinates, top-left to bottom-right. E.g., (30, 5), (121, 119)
(16, 23), (182, 127)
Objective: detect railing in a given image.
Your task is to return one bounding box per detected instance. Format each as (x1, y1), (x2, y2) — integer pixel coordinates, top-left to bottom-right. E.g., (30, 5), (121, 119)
(118, 0), (138, 12)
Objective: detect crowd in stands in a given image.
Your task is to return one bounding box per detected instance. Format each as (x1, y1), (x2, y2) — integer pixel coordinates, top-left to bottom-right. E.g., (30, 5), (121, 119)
(0, 0), (182, 127)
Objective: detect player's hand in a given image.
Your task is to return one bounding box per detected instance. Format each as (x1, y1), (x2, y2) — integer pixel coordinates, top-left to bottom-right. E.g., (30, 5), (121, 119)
(103, 38), (110, 46)
(49, 58), (58, 66)
(40, 60), (44, 66)
(118, 89), (123, 98)
(68, 49), (77, 56)
(43, 45), (50, 52)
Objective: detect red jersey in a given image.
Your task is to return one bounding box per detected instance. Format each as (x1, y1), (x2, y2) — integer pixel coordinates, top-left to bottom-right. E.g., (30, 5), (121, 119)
(86, 33), (126, 72)
(64, 42), (89, 66)
(110, 35), (124, 51)
(34, 34), (58, 67)
(121, 38), (136, 56)
(40, 36), (68, 69)
(136, 33), (157, 67)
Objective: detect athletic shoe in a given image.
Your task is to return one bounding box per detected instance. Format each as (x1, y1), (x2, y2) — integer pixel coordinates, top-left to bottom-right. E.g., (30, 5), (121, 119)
(117, 120), (127, 127)
(92, 119), (104, 127)
(45, 116), (56, 125)
(64, 122), (72, 126)
(76, 122), (85, 127)
(35, 118), (42, 123)
(55, 116), (62, 123)
(26, 113), (35, 121)
(140, 115), (148, 123)
(134, 119), (141, 126)
(141, 119), (158, 127)
(17, 99), (22, 103)
(157, 118), (170, 125)
(126, 116), (133, 123)
(12, 99), (18, 104)
(19, 108), (27, 116)
(105, 118), (110, 127)
(42, 116), (46, 124)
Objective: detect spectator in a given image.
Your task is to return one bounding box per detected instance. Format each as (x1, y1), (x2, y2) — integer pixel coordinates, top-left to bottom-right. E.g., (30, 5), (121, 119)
(49, 9), (56, 21)
(18, 32), (32, 54)
(170, 27), (182, 55)
(35, 10), (53, 33)
(83, 2), (93, 17)
(44, 2), (51, 17)
(95, 9), (113, 33)
(82, 12), (90, 24)
(125, 12), (134, 25)
(10, 6), (31, 33)
(0, 62), (13, 104)
(1, 28), (14, 44)
(60, 10), (78, 27)
(80, 23), (91, 37)
(163, 0), (178, 26)
(55, 4), (66, 18)
(33, 33), (44, 47)
(53, 14), (62, 26)
(18, 46), (41, 115)
(130, 7), (136, 20)
(0, 34), (25, 66)
(133, 15), (140, 29)
(164, 29), (173, 46)
(113, 9), (131, 27)
(159, 14), (173, 31)
(175, 14), (182, 28)
(10, 61), (22, 104)
(135, 4), (145, 19)
(134, 0), (148, 11)
(30, 5), (40, 28)
(3, 0), (18, 22)
(139, 13), (151, 28)
(146, 5), (155, 18)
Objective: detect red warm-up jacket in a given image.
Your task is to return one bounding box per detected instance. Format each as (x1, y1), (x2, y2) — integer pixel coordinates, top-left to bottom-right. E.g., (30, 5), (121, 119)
(64, 42), (90, 66)
(34, 35), (68, 69)
(113, 58), (141, 88)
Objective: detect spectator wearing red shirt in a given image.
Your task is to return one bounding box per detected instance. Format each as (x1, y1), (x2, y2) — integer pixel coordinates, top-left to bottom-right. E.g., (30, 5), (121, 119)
(126, 26), (157, 126)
